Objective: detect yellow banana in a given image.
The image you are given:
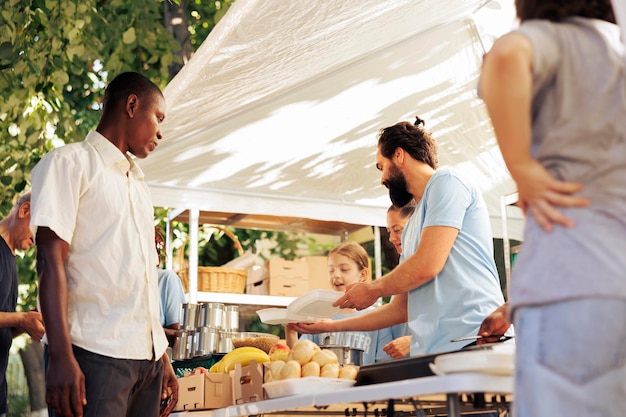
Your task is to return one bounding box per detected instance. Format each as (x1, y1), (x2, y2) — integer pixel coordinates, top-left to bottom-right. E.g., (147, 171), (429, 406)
(211, 346), (270, 373)
(209, 360), (223, 373)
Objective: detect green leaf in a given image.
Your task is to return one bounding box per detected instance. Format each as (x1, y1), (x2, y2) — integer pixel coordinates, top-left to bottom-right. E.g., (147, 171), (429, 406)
(122, 27), (136, 45)
(52, 70), (69, 86)
(1, 10), (13, 23)
(26, 130), (40, 145)
(0, 42), (13, 60)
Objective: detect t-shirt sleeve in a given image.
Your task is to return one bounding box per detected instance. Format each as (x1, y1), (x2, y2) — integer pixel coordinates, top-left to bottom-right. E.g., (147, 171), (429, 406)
(516, 21), (561, 88)
(162, 271), (186, 327)
(422, 172), (471, 230)
(30, 151), (81, 244)
(374, 327), (394, 362)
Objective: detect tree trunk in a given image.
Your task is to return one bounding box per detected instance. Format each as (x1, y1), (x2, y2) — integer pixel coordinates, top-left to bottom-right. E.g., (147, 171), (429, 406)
(164, 0), (192, 78)
(18, 340), (46, 414)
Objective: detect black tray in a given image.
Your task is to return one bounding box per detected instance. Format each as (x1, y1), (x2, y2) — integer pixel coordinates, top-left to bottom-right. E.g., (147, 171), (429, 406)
(355, 344), (502, 386)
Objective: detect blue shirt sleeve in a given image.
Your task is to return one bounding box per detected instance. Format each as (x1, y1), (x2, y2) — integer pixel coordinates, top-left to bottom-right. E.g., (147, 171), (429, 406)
(422, 171), (471, 230)
(158, 269), (186, 327)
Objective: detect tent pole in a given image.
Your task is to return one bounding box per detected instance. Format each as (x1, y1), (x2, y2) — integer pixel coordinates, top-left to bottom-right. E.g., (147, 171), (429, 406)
(188, 208), (200, 304)
(165, 210), (174, 271)
(374, 226), (382, 280)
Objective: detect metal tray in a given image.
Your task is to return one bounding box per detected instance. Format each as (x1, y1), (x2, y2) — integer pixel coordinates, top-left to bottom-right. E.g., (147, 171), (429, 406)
(355, 344), (504, 386)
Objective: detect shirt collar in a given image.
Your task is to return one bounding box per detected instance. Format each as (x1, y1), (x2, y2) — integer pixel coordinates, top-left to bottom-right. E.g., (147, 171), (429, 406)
(85, 131), (145, 180)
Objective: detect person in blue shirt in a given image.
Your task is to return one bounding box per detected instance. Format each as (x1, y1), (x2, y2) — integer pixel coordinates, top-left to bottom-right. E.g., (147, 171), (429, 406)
(286, 242), (393, 365)
(291, 117), (504, 356)
(155, 226), (186, 347)
(381, 203), (415, 360)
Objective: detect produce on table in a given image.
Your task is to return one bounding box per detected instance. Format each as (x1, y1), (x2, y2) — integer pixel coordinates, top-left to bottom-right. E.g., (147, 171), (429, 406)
(320, 362), (340, 378)
(263, 340), (359, 382)
(209, 346), (270, 373)
(288, 339), (320, 365)
(264, 360), (286, 383)
(338, 364), (359, 380)
(280, 360), (302, 380)
(268, 342), (290, 362)
(301, 361), (320, 377)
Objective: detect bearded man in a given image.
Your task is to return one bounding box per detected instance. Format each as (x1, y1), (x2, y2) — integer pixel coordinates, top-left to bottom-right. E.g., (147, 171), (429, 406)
(290, 117), (505, 356)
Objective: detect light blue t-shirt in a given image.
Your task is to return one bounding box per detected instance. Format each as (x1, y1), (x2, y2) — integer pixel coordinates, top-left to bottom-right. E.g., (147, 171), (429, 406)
(300, 307), (394, 365)
(403, 167), (505, 355)
(157, 269), (187, 327)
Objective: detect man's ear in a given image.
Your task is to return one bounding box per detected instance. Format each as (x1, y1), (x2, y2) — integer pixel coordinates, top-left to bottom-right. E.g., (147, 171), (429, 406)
(126, 94), (139, 118)
(394, 147), (405, 165)
(18, 202), (30, 219)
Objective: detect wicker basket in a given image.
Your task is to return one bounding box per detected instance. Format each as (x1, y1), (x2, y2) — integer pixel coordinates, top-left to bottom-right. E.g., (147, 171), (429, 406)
(177, 225), (246, 294)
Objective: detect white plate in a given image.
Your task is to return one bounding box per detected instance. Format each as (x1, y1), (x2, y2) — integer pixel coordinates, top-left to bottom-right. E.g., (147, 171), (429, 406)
(263, 377), (356, 398)
(257, 290), (342, 325)
(287, 290), (342, 317)
(433, 344), (515, 376)
(256, 308), (312, 325)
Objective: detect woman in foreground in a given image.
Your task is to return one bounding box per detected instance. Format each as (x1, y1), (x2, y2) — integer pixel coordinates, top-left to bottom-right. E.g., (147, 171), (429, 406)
(480, 1), (626, 416)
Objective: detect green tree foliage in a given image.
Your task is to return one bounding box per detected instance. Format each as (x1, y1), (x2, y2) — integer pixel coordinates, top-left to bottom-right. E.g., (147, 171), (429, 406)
(3, 0), (330, 313)
(0, 0), (182, 214)
(188, 0), (235, 50)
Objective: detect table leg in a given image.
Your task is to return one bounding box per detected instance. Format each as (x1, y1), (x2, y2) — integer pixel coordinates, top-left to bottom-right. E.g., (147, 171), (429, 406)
(446, 393), (460, 417)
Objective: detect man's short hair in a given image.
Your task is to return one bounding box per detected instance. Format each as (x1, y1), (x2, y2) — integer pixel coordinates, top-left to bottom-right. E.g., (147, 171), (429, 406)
(102, 72), (163, 115)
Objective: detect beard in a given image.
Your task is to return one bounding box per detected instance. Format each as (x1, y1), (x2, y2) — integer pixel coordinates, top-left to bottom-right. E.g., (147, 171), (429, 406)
(384, 166), (413, 208)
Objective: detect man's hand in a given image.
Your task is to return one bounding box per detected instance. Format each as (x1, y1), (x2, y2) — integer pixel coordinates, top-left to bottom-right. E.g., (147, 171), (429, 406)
(333, 282), (378, 310)
(19, 311), (45, 342)
(287, 319), (333, 335)
(160, 355), (178, 417)
(477, 302), (511, 345)
(46, 353), (86, 417)
(383, 335), (411, 359)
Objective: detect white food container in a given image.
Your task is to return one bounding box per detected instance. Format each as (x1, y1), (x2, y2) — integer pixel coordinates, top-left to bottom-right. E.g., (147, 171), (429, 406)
(257, 289), (343, 325)
(430, 343), (515, 376)
(263, 377), (356, 399)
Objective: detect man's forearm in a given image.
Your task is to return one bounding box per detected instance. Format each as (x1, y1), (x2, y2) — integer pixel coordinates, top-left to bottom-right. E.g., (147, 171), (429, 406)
(334, 303), (405, 332)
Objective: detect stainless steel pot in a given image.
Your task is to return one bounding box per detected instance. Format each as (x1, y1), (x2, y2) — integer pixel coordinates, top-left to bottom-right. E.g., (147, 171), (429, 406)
(180, 303), (199, 330)
(195, 326), (220, 355)
(172, 329), (196, 360)
(198, 302), (224, 329)
(320, 345), (364, 366)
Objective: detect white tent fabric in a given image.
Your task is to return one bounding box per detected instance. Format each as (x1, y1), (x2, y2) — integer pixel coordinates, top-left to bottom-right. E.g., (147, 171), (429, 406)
(140, 0), (524, 240)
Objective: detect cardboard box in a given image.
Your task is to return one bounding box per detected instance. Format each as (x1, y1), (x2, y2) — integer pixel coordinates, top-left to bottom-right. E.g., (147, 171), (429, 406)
(303, 255), (372, 283)
(300, 256), (329, 291)
(231, 360), (265, 404)
(269, 275), (309, 297)
(245, 264), (269, 295)
(176, 372), (233, 411)
(246, 278), (269, 295)
(267, 258), (308, 297)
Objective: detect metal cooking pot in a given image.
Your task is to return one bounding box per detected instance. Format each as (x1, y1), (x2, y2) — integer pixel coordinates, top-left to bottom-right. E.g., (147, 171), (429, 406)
(172, 329), (196, 360)
(320, 345), (364, 366)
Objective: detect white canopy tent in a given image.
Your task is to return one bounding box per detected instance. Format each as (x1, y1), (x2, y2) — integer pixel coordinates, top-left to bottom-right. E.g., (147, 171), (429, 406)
(138, 0), (523, 298)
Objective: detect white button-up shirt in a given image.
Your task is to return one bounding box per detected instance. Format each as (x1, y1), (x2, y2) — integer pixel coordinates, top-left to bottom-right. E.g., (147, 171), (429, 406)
(31, 131), (168, 360)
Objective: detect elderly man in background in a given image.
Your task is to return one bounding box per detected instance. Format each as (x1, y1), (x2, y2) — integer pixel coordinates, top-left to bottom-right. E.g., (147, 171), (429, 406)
(0, 192), (45, 417)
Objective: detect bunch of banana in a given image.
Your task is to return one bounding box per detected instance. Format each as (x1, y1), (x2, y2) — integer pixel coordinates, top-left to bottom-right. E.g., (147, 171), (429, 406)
(209, 346), (270, 373)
